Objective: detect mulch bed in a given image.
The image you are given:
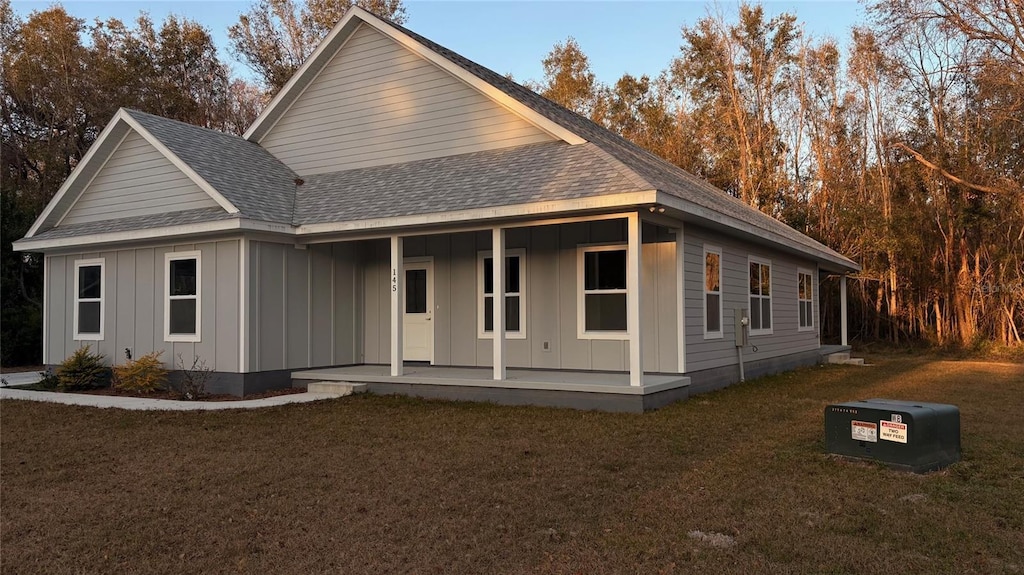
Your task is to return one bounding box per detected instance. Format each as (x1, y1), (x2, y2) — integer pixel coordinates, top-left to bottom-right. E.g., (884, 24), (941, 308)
(80, 386), (307, 401)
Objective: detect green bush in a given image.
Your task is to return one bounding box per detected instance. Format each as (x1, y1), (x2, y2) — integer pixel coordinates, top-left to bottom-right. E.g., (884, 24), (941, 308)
(112, 351), (168, 393)
(57, 347), (108, 391)
(37, 368), (59, 390)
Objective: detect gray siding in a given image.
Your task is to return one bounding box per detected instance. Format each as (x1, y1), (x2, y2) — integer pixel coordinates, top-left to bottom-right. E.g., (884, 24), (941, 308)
(44, 240), (239, 372)
(249, 240), (359, 372)
(259, 23), (554, 175)
(683, 224), (820, 373)
(61, 131), (220, 225)
(359, 221), (680, 373)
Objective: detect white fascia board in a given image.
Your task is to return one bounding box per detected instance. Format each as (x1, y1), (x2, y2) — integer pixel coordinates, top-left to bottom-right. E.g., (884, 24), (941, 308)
(295, 191), (657, 236)
(26, 110), (131, 238)
(656, 191), (861, 273)
(243, 9), (365, 141)
(12, 218), (296, 252)
(120, 113), (239, 215)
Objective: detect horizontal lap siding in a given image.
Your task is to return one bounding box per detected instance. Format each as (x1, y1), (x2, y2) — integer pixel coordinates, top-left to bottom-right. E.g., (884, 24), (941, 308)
(45, 240), (239, 372)
(260, 23), (553, 175)
(61, 131), (219, 225)
(684, 225), (820, 372)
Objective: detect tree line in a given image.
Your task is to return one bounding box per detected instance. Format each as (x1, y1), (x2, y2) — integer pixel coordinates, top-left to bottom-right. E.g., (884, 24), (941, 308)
(532, 1), (1022, 349)
(1, 0), (1020, 365)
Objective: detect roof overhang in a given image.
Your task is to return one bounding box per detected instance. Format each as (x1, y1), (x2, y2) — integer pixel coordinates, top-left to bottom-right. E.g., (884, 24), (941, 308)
(242, 6), (586, 146)
(656, 191), (861, 273)
(13, 218), (291, 253)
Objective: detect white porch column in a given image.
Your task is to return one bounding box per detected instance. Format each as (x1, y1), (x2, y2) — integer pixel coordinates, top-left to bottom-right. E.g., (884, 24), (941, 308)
(675, 225), (686, 374)
(390, 235), (404, 376)
(840, 273), (849, 346)
(492, 227), (506, 380)
(627, 213), (643, 387)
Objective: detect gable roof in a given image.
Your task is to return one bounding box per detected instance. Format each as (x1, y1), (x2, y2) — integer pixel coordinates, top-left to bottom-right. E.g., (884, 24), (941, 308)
(375, 15), (856, 269)
(24, 109), (240, 238)
(125, 110), (298, 224)
(18, 8), (858, 273)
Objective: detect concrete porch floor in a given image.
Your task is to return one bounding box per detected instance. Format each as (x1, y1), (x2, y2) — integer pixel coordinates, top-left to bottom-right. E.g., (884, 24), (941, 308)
(291, 365), (691, 412)
(292, 364), (689, 395)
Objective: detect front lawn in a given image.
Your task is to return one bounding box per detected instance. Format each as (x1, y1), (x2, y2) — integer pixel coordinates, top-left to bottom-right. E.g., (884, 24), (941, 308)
(1, 356), (1021, 574)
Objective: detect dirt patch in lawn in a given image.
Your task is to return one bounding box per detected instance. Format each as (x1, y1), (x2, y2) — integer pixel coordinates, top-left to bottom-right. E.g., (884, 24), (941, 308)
(1, 356), (1022, 574)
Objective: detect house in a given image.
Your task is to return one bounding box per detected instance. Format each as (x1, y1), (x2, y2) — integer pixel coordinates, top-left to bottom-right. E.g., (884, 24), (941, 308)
(14, 7), (859, 412)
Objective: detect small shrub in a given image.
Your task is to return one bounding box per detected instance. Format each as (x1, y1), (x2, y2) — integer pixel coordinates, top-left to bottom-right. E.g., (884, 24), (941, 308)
(174, 354), (213, 400)
(57, 347), (108, 391)
(37, 368), (60, 390)
(112, 351), (168, 393)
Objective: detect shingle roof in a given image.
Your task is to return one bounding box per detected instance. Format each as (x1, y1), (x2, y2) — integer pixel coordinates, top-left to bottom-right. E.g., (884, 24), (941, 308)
(296, 142), (649, 224)
(125, 110), (298, 224)
(23, 12), (856, 271)
(379, 18), (855, 267)
(27, 208), (237, 240)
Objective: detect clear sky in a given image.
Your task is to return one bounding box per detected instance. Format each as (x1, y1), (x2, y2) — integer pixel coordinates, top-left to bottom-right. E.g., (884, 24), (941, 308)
(10, 1), (867, 86)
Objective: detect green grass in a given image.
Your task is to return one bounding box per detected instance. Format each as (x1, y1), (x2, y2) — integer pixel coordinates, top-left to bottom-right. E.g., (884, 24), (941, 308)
(1, 356), (1022, 574)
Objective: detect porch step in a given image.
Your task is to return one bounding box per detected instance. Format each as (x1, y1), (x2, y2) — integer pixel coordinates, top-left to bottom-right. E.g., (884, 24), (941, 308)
(305, 381), (368, 397)
(826, 352), (851, 364)
(825, 352), (866, 366)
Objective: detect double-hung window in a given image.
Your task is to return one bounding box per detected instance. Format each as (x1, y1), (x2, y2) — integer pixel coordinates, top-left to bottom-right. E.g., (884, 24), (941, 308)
(579, 245), (627, 338)
(798, 269), (814, 331)
(74, 259), (104, 340)
(479, 249), (526, 338)
(165, 252), (201, 342)
(748, 257), (772, 334)
(703, 246), (723, 338)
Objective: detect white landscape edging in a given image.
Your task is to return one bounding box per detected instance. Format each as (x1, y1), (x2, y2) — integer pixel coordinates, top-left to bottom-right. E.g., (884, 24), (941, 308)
(0, 387), (340, 411)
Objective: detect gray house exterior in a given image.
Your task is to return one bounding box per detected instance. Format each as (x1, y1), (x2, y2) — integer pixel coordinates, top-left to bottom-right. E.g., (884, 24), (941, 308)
(15, 8), (859, 411)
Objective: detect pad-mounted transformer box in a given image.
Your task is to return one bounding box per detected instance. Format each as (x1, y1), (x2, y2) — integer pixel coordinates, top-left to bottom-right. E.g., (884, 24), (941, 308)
(825, 399), (961, 473)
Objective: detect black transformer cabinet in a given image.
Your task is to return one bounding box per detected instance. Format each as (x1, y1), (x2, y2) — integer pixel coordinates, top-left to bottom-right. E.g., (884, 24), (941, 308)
(825, 399), (961, 473)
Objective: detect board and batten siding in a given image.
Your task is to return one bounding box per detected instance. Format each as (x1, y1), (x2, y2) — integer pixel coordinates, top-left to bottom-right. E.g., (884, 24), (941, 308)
(258, 23), (554, 175)
(247, 241), (360, 372)
(359, 221), (680, 373)
(44, 240), (239, 372)
(61, 131), (221, 226)
(683, 224), (820, 373)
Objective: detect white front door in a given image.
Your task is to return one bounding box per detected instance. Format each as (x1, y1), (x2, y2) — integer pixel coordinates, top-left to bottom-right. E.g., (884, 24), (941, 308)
(403, 260), (433, 362)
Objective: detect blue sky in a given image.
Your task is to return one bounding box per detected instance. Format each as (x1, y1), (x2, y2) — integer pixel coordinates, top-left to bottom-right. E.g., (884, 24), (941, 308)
(11, 1), (867, 85)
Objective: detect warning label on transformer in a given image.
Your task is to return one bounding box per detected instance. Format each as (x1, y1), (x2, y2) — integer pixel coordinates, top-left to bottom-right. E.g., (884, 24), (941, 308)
(880, 420), (908, 443)
(851, 420), (878, 442)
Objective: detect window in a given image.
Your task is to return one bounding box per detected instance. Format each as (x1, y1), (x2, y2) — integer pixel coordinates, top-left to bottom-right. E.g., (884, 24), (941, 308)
(798, 269), (814, 331)
(579, 245), (627, 338)
(165, 251), (201, 342)
(703, 246), (723, 338)
(748, 257), (772, 334)
(74, 259), (104, 340)
(478, 250), (526, 338)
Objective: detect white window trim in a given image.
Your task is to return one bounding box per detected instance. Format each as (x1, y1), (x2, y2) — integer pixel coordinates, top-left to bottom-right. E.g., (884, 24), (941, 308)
(164, 251), (202, 343)
(577, 244), (629, 341)
(703, 245), (723, 340)
(748, 255), (774, 336)
(477, 248), (527, 340)
(73, 258), (105, 341)
(797, 267), (815, 332)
